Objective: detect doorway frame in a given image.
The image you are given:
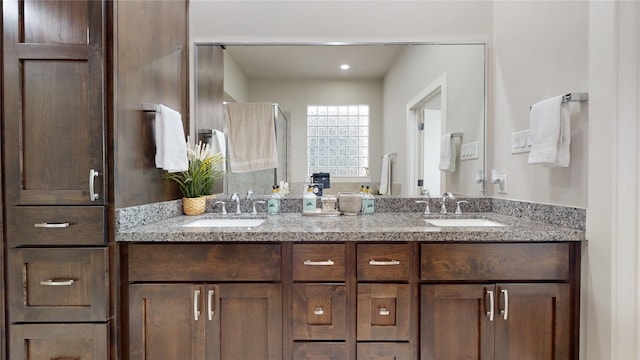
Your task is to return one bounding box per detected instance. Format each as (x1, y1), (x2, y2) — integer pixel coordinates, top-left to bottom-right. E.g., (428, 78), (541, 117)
(406, 73), (447, 196)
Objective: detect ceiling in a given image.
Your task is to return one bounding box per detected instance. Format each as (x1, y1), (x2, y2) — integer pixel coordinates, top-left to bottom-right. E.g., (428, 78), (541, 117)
(223, 44), (406, 80)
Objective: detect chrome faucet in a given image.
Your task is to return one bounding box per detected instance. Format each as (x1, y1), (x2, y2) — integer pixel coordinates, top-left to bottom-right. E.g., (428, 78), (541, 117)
(415, 188), (432, 215)
(455, 200), (469, 215)
(246, 189), (254, 200)
(230, 192), (242, 215)
(440, 192), (455, 214)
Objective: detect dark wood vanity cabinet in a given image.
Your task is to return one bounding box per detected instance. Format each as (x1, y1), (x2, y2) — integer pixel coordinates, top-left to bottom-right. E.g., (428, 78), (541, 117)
(126, 244), (283, 360)
(123, 241), (580, 360)
(420, 243), (578, 360)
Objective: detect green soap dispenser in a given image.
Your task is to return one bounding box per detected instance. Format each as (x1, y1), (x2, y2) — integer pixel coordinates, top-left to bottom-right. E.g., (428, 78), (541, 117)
(267, 185), (281, 215)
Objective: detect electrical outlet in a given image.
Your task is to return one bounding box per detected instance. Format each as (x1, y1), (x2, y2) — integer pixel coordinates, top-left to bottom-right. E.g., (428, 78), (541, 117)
(511, 130), (531, 154)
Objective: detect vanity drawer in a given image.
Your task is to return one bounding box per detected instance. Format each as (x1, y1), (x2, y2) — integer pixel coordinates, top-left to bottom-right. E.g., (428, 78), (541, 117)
(357, 284), (411, 341)
(8, 247), (109, 322)
(421, 243), (570, 281)
(10, 323), (108, 360)
(292, 284), (347, 340)
(293, 342), (347, 359)
(128, 243), (281, 282)
(7, 206), (106, 246)
(292, 243), (346, 281)
(357, 243), (411, 281)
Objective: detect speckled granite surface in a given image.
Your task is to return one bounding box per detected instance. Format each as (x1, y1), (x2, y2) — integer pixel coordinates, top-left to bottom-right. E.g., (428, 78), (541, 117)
(115, 197), (585, 243)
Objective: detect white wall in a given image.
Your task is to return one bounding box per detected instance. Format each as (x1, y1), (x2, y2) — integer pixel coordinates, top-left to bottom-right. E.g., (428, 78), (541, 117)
(223, 51), (249, 102)
(247, 78), (383, 186)
(585, 2), (640, 359)
(491, 1), (589, 207)
(384, 44), (485, 196)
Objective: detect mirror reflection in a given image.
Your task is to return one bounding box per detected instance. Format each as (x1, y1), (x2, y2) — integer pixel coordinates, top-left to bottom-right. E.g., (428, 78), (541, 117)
(195, 43), (485, 197)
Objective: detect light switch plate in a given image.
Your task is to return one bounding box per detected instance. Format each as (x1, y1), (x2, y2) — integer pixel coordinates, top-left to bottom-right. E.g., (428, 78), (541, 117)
(460, 141), (479, 160)
(511, 129), (531, 154)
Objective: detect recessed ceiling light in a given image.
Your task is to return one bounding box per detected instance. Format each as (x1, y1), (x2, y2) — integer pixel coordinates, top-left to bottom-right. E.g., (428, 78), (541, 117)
(340, 64), (350, 70)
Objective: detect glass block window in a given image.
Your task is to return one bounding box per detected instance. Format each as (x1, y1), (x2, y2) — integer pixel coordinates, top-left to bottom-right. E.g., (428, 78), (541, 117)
(307, 104), (369, 177)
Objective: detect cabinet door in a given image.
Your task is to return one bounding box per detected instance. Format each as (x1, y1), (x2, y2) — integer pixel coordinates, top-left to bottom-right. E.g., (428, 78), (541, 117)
(3, 0), (106, 205)
(494, 283), (571, 360)
(357, 284), (411, 341)
(207, 283), (282, 360)
(129, 284), (206, 360)
(421, 284), (494, 360)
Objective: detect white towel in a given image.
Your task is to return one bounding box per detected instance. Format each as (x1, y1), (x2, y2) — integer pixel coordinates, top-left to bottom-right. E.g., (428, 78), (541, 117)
(528, 95), (571, 167)
(379, 153), (392, 195)
(210, 129), (227, 173)
(225, 103), (278, 173)
(438, 133), (457, 172)
(154, 104), (188, 172)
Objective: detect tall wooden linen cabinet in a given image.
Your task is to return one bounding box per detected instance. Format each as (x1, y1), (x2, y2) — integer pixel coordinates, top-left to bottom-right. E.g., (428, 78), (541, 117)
(1, 1), (190, 359)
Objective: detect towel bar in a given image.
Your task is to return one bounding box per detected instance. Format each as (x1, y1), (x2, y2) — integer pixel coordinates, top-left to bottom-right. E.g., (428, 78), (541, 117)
(142, 103), (159, 112)
(562, 93), (588, 103)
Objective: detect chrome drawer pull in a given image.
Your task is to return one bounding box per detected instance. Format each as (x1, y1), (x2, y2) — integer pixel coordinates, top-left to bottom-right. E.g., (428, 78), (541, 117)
(369, 259), (400, 266)
(486, 290), (494, 322)
(304, 259), (335, 266)
(500, 289), (509, 320)
(208, 289), (215, 320)
(34, 222), (70, 228)
(89, 169), (100, 201)
(194, 289), (201, 321)
(314, 306), (325, 315)
(379, 307), (390, 316)
(40, 279), (74, 286)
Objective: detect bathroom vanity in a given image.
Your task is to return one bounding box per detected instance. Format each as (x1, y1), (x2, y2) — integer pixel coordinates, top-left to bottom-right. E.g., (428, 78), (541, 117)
(117, 209), (583, 360)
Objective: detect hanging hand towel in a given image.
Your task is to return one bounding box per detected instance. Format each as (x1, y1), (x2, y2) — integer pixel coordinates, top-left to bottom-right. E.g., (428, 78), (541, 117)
(438, 133), (457, 172)
(379, 153), (392, 195)
(225, 102), (278, 173)
(210, 129), (227, 173)
(154, 104), (188, 172)
(528, 95), (571, 167)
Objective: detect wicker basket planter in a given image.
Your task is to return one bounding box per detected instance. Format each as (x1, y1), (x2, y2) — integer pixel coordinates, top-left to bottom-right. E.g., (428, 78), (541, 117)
(183, 196), (206, 216)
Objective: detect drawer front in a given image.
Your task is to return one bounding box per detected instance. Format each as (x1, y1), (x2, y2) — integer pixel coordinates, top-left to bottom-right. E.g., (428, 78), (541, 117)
(357, 342), (412, 359)
(293, 284), (347, 340)
(357, 243), (411, 281)
(357, 284), (411, 341)
(9, 247), (109, 322)
(128, 243), (281, 282)
(7, 206), (106, 246)
(10, 323), (108, 360)
(421, 243), (570, 281)
(293, 243), (346, 281)
(293, 342), (347, 359)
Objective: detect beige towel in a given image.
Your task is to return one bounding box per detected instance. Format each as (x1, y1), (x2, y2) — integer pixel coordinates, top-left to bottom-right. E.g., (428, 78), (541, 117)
(225, 103), (278, 173)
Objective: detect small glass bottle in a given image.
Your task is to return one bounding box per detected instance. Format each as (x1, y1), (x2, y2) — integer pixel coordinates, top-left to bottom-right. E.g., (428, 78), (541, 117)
(303, 185), (317, 212)
(267, 185), (281, 215)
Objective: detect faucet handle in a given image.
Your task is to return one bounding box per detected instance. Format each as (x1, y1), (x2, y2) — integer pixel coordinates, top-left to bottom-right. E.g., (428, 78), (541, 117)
(416, 200), (431, 215)
(246, 189), (254, 199)
(252, 200), (266, 215)
(214, 201), (227, 215)
(455, 200), (469, 215)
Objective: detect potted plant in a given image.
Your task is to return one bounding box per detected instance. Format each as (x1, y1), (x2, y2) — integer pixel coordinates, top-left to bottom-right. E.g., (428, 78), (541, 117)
(163, 140), (224, 215)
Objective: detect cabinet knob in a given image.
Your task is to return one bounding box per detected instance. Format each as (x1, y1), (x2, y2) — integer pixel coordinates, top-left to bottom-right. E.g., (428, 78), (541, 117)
(314, 306), (325, 315)
(500, 289), (509, 320)
(379, 307), (390, 316)
(486, 290), (494, 322)
(369, 259), (400, 266)
(89, 169), (100, 201)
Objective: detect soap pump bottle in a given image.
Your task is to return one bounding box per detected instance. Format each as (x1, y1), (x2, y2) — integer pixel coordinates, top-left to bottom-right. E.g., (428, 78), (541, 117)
(267, 185), (281, 215)
(363, 186), (375, 214)
(303, 185), (317, 212)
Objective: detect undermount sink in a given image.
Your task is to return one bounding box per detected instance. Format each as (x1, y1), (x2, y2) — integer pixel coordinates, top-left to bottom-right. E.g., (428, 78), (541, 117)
(425, 218), (507, 227)
(181, 219), (265, 228)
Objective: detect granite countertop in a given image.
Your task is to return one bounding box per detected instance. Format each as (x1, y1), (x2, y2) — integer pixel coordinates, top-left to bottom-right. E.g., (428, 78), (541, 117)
(115, 211), (585, 243)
